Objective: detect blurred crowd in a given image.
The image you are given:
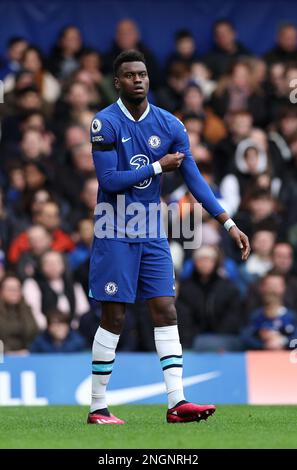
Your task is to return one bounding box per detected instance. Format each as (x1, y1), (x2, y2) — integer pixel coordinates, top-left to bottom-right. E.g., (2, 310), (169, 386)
(1, 18), (297, 354)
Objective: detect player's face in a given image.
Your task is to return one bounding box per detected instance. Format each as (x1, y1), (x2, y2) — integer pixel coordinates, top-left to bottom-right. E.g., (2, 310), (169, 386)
(115, 61), (149, 103)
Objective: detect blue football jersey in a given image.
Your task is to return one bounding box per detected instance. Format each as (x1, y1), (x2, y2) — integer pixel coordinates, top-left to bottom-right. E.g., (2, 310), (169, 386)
(90, 98), (224, 240)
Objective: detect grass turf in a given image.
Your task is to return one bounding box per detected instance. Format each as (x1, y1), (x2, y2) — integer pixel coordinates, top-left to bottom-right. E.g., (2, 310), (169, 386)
(0, 405), (297, 449)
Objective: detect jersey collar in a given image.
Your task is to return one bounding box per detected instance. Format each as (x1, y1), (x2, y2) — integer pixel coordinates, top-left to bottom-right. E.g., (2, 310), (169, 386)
(117, 98), (150, 122)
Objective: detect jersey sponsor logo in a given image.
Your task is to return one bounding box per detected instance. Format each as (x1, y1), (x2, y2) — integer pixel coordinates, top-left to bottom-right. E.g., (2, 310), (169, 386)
(105, 282), (118, 295)
(122, 137), (131, 143)
(148, 135), (161, 148)
(130, 154), (152, 189)
(92, 135), (104, 142)
(91, 118), (102, 134)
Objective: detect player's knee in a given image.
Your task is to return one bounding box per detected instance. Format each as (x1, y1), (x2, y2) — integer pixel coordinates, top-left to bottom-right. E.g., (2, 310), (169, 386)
(110, 313), (125, 330)
(151, 300), (177, 326)
(101, 310), (125, 334)
(163, 302), (177, 325)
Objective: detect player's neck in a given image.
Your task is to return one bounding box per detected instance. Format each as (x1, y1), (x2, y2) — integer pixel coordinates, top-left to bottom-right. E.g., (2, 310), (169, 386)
(120, 97), (149, 121)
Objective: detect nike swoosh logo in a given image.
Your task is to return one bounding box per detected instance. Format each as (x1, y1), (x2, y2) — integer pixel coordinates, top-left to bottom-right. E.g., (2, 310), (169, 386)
(75, 371), (220, 405)
(122, 137), (131, 143)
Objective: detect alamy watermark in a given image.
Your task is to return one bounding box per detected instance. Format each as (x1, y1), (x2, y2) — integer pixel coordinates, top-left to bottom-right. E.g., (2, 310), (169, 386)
(93, 195), (203, 250)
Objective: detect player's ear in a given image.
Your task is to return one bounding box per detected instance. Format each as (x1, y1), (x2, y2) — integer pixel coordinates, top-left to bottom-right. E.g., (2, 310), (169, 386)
(114, 76), (120, 91)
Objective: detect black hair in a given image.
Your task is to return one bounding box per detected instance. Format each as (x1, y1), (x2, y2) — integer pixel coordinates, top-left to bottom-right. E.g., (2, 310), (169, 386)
(261, 271), (285, 282)
(15, 85), (39, 97)
(252, 220), (278, 235)
(175, 29), (194, 42)
(243, 145), (259, 158)
(22, 46), (45, 69)
(15, 69), (34, 82)
(79, 47), (100, 58)
(20, 109), (45, 122)
(184, 81), (203, 95)
(113, 50), (146, 76)
(0, 274), (22, 291)
(8, 36), (27, 48)
(58, 24), (80, 41)
(249, 188), (273, 200)
(47, 309), (71, 325)
(278, 21), (297, 33)
(183, 112), (205, 122)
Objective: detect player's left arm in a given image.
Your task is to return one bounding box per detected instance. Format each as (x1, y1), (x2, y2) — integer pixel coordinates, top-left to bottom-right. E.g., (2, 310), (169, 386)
(171, 119), (250, 260)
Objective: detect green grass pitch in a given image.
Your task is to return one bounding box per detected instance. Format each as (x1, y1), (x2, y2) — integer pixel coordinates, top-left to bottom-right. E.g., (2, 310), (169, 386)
(1, 405), (297, 449)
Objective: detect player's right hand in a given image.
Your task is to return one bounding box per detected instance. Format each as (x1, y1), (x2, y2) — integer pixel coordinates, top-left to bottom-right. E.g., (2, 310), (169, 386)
(158, 152), (185, 172)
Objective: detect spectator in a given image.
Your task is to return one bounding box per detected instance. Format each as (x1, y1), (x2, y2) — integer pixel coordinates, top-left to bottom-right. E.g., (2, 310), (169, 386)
(55, 143), (95, 206)
(234, 189), (283, 241)
(4, 46), (60, 104)
(156, 61), (190, 113)
(204, 19), (250, 79)
(3, 163), (26, 214)
(48, 25), (83, 80)
(177, 245), (243, 351)
(20, 110), (48, 134)
(67, 176), (98, 229)
(54, 81), (95, 136)
(241, 227), (276, 280)
(0, 275), (39, 352)
(214, 110), (253, 182)
(266, 62), (290, 121)
(68, 219), (93, 270)
(8, 201), (75, 264)
(59, 123), (88, 165)
(264, 22), (297, 65)
(19, 129), (51, 162)
(0, 36), (28, 80)
(190, 60), (217, 99)
(246, 242), (297, 313)
(210, 60), (267, 127)
(79, 48), (116, 105)
(241, 273), (297, 350)
(10, 188), (55, 233)
(220, 140), (270, 216)
(104, 18), (161, 89)
(30, 310), (86, 353)
(166, 30), (199, 71)
(16, 225), (52, 280)
(0, 85), (45, 148)
(183, 112), (204, 137)
(180, 83), (204, 116)
(23, 250), (90, 327)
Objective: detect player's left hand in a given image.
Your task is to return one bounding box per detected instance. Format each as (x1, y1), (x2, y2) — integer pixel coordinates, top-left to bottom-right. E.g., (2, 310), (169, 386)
(228, 226), (250, 261)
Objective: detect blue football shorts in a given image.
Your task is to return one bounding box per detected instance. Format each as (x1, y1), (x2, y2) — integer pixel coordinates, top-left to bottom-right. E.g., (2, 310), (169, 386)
(89, 238), (175, 303)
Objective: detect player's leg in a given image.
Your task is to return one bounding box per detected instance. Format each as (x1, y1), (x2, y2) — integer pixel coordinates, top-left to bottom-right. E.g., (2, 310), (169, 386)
(138, 240), (186, 412)
(88, 301), (126, 424)
(148, 295), (185, 407)
(88, 238), (141, 424)
(148, 296), (216, 423)
(139, 239), (215, 423)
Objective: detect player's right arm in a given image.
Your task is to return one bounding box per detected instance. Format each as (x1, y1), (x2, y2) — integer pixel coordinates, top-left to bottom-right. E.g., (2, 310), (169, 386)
(91, 116), (183, 193)
(91, 116), (154, 192)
